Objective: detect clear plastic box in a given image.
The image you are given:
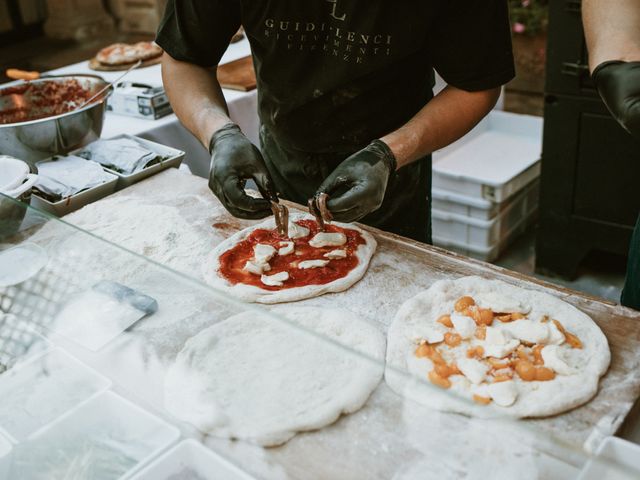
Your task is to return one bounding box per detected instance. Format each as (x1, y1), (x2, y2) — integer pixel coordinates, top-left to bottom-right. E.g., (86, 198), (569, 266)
(130, 439), (254, 480)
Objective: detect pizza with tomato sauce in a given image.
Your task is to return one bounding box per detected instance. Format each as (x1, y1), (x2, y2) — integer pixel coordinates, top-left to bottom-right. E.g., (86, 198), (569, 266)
(202, 214), (376, 304)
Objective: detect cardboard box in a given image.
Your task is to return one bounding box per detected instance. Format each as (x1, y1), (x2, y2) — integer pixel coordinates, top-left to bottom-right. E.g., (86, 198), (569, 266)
(107, 82), (172, 119)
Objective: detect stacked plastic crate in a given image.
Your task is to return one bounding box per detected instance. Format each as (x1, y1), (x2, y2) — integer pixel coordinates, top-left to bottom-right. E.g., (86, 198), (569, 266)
(431, 110), (543, 262)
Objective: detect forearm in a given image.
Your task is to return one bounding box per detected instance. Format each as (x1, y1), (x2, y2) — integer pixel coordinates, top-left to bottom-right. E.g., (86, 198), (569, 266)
(161, 53), (232, 148)
(381, 86), (500, 169)
(583, 0), (640, 71)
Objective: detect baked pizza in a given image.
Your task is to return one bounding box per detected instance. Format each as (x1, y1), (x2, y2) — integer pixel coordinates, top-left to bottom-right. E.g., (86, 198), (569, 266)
(386, 276), (611, 418)
(95, 41), (163, 66)
(202, 213), (376, 304)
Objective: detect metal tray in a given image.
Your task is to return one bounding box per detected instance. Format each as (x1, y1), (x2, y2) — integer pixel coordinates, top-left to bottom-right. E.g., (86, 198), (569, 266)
(79, 135), (185, 191)
(31, 170), (118, 217)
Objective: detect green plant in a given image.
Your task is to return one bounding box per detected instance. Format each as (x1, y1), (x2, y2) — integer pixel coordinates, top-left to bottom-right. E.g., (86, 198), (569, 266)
(509, 0), (549, 36)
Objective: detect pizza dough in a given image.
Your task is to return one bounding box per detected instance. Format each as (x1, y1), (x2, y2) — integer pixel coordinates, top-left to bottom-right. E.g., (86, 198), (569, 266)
(385, 276), (611, 418)
(163, 307), (385, 446)
(95, 41), (162, 66)
(202, 213), (376, 304)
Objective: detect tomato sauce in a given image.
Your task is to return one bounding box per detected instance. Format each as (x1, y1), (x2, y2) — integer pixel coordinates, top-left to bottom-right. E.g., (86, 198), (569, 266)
(0, 79), (93, 125)
(219, 220), (365, 290)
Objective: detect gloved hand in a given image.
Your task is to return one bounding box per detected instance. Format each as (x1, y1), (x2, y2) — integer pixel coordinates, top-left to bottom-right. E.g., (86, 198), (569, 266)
(208, 123), (277, 219)
(592, 61), (640, 139)
(316, 139), (397, 222)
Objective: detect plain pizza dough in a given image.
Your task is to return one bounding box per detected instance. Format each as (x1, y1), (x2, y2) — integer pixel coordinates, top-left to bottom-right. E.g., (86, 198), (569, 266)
(385, 276), (611, 418)
(201, 213), (377, 304)
(164, 306), (385, 446)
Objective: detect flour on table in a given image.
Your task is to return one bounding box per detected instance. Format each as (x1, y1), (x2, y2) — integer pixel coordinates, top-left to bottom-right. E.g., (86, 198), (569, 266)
(164, 306), (385, 446)
(34, 196), (207, 284)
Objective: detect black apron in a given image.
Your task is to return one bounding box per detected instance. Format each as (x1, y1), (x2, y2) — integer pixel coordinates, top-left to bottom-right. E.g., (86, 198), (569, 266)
(622, 214), (640, 309)
(260, 126), (432, 244)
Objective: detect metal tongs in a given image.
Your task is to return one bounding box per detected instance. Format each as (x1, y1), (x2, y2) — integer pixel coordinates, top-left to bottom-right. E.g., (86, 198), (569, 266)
(308, 193), (332, 232)
(271, 201), (289, 237)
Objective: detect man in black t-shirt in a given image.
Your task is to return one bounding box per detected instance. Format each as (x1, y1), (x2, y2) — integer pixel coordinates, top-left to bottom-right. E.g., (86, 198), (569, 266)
(156, 1), (515, 243)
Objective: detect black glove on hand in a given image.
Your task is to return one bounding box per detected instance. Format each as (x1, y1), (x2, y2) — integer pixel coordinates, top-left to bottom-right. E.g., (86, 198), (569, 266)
(592, 61), (640, 139)
(209, 123), (277, 219)
(317, 139), (397, 223)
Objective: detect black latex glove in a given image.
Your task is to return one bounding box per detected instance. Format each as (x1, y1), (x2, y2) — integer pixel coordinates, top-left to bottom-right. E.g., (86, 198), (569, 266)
(592, 61), (640, 139)
(317, 139), (397, 222)
(208, 123), (277, 219)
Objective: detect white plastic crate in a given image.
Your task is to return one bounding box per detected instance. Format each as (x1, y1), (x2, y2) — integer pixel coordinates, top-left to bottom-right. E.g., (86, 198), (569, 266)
(433, 211), (535, 263)
(431, 179), (538, 221)
(432, 180), (538, 248)
(432, 111), (543, 202)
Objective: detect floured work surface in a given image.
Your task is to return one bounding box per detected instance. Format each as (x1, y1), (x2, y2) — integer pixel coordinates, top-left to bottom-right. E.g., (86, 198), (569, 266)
(18, 169), (640, 479)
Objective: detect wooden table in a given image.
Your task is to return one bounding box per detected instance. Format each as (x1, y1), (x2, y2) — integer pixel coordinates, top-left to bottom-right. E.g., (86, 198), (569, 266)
(23, 169), (640, 479)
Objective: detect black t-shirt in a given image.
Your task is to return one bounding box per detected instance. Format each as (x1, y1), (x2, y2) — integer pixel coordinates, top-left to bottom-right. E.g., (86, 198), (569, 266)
(157, 0), (515, 154)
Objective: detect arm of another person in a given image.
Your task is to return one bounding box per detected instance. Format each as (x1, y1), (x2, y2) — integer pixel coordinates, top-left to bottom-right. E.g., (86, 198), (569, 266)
(583, 0), (640, 137)
(583, 0), (640, 68)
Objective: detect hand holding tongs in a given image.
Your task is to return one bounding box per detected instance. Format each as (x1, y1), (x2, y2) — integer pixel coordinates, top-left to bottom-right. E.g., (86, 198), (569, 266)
(308, 193), (332, 232)
(271, 201), (289, 237)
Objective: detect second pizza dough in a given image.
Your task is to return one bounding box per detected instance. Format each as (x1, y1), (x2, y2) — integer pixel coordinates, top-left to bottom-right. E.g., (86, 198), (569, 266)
(164, 306), (385, 446)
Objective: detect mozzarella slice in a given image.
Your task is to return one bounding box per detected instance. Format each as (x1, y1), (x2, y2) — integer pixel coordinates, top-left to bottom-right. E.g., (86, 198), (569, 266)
(324, 249), (347, 259)
(278, 241), (295, 256)
(260, 271), (289, 287)
(288, 222), (310, 239)
(484, 326), (509, 345)
(483, 339), (519, 359)
(487, 380), (518, 407)
(502, 320), (550, 345)
(541, 345), (573, 375)
(309, 232), (347, 248)
(298, 259), (330, 269)
(414, 325), (446, 345)
(475, 292), (531, 314)
(451, 313), (476, 339)
(253, 244), (276, 264)
(244, 260), (270, 276)
(457, 358), (489, 385)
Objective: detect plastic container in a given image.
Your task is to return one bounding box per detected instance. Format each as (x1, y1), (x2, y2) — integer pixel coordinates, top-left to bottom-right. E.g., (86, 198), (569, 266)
(0, 348), (111, 442)
(431, 179), (539, 221)
(432, 111), (543, 202)
(433, 199), (537, 262)
(432, 180), (539, 249)
(578, 436), (640, 480)
(0, 391), (180, 479)
(31, 169), (118, 217)
(79, 135), (185, 191)
(130, 439), (255, 480)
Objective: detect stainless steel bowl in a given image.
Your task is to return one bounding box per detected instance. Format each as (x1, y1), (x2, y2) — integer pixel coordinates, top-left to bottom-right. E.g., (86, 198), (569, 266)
(0, 75), (112, 164)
